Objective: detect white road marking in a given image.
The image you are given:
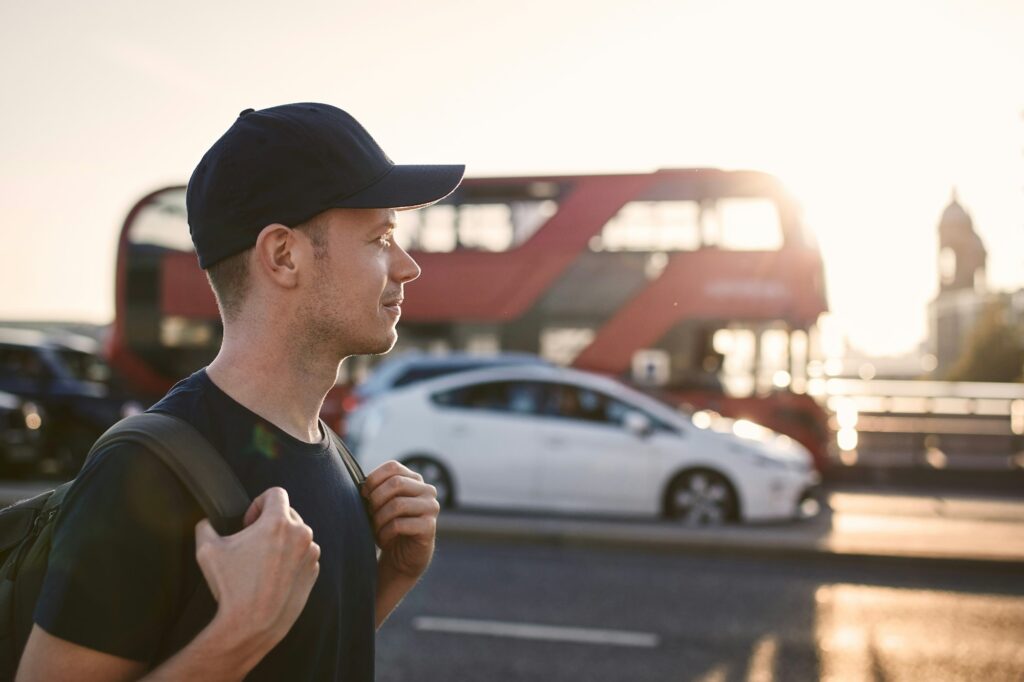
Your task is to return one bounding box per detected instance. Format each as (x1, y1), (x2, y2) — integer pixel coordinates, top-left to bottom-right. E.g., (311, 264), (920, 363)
(746, 634), (778, 682)
(412, 616), (660, 648)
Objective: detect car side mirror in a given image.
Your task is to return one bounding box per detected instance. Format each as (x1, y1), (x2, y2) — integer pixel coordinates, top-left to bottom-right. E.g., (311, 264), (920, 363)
(623, 410), (653, 438)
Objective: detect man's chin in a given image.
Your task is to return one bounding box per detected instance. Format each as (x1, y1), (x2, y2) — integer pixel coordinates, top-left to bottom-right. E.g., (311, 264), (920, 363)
(364, 331), (399, 356)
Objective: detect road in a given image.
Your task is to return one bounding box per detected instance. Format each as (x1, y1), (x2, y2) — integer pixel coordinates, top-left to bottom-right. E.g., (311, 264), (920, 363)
(377, 539), (1024, 681)
(1, 480), (1021, 679)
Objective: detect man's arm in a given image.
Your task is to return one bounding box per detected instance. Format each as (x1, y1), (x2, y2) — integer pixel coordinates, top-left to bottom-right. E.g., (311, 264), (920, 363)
(17, 615), (260, 682)
(361, 461), (440, 629)
(17, 488), (319, 682)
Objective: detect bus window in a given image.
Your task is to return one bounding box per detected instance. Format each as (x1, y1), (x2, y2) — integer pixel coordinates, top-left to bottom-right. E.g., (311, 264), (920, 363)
(712, 197), (782, 250)
(594, 201), (701, 252)
(540, 327), (595, 366)
(397, 200), (557, 252)
(399, 204), (458, 252)
(459, 204), (514, 251)
(789, 328), (809, 394)
(714, 328), (757, 398)
(649, 324), (816, 399)
(758, 328), (792, 393)
(128, 188), (191, 251)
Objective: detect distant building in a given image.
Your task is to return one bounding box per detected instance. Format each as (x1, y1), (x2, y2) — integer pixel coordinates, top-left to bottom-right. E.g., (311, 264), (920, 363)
(927, 191), (1022, 377)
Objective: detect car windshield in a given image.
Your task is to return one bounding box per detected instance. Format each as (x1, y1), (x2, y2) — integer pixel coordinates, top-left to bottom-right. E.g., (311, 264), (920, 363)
(56, 349), (113, 385)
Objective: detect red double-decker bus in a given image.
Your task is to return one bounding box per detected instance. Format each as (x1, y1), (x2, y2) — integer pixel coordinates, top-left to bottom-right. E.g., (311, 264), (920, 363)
(108, 168), (831, 469)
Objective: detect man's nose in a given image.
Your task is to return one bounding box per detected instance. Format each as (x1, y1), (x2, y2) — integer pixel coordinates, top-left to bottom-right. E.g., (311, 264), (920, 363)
(393, 244), (421, 284)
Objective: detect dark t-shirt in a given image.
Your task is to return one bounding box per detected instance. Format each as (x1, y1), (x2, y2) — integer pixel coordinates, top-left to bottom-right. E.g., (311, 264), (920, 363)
(34, 369), (377, 681)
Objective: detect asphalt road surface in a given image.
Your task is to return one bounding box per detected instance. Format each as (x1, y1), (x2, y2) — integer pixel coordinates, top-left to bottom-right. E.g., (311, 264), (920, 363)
(376, 539), (1024, 682)
(0, 480), (1020, 679)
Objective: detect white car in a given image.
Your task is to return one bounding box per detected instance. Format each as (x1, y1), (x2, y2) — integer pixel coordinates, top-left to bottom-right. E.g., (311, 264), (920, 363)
(347, 365), (820, 524)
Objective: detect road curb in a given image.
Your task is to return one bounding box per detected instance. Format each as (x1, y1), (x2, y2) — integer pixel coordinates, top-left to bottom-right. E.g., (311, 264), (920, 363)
(437, 513), (1024, 571)
(4, 483), (1021, 570)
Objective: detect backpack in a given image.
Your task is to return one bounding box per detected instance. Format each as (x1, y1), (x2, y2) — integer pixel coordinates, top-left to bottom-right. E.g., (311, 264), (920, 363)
(0, 412), (367, 679)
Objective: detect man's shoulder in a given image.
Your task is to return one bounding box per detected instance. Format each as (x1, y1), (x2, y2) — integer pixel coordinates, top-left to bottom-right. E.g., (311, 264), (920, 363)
(36, 436), (204, 664)
(146, 369), (212, 422)
(66, 437), (201, 531)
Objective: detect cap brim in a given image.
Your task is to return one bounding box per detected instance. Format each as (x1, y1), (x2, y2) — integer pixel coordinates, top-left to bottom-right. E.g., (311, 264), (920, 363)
(332, 164), (465, 211)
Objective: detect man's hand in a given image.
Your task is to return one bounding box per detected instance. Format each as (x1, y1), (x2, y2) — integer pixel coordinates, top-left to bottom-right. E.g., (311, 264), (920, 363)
(362, 461), (440, 579)
(194, 487), (320, 660)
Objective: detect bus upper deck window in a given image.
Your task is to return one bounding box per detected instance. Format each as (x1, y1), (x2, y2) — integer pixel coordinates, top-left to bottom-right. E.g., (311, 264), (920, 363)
(715, 198), (784, 251)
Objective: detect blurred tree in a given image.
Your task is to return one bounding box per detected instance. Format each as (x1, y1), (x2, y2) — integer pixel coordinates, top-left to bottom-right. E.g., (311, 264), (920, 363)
(946, 299), (1024, 382)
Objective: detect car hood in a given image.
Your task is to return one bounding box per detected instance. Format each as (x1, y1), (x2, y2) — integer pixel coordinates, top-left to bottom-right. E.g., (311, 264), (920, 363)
(700, 415), (812, 465)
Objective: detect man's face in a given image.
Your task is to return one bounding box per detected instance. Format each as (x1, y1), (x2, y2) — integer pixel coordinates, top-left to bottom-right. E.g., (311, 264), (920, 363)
(300, 207), (421, 357)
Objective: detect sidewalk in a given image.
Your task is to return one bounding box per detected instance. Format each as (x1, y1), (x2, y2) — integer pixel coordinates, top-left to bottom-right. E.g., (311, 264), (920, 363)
(437, 490), (1024, 567)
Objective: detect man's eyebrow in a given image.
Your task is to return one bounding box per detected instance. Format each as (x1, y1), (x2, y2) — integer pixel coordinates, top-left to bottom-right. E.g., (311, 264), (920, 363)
(367, 218), (396, 237)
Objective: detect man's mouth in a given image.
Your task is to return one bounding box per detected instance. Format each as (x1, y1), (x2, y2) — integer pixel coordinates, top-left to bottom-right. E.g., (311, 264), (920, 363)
(383, 298), (403, 315)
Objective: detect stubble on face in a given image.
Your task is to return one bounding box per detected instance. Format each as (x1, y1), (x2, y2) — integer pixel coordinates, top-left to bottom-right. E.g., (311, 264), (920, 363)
(294, 210), (399, 364)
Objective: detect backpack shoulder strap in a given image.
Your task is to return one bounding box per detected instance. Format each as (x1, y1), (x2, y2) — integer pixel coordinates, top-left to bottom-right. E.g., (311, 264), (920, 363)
(86, 413), (251, 535)
(323, 422), (367, 490)
(323, 425), (373, 525)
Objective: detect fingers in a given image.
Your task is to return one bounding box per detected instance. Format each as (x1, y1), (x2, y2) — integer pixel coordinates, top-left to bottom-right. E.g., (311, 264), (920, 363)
(372, 494), (441, 535)
(363, 460), (422, 495)
(243, 496), (263, 528)
(195, 518), (219, 545)
(363, 462), (434, 513)
(243, 486), (284, 526)
(376, 514), (437, 548)
(362, 462), (440, 552)
(245, 487), (293, 528)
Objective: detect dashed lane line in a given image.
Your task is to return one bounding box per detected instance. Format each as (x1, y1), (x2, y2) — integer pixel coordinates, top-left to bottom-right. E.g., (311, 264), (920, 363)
(412, 616), (660, 648)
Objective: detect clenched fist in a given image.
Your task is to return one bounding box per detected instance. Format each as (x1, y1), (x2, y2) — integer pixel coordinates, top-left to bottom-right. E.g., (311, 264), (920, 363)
(195, 487), (320, 654)
(362, 461), (440, 579)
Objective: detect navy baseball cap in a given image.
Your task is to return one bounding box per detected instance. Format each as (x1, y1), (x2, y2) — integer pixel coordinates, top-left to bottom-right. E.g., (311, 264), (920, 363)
(186, 103), (465, 269)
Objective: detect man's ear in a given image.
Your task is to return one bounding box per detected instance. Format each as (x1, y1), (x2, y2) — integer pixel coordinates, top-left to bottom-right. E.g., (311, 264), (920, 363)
(252, 223), (304, 288)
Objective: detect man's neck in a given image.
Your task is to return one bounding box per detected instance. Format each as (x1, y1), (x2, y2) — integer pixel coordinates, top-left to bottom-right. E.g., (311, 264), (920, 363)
(206, 344), (339, 444)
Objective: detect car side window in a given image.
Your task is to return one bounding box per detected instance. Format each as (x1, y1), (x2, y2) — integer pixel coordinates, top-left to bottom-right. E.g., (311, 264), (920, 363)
(542, 384), (616, 425)
(542, 383), (677, 433)
(56, 350), (112, 384)
(432, 381), (545, 416)
(0, 346), (48, 381)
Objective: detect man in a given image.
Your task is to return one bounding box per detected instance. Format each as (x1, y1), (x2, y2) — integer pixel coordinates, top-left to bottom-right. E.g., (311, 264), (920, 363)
(17, 103), (465, 681)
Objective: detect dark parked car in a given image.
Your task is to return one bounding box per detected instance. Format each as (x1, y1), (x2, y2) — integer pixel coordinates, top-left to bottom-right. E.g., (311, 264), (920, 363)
(0, 329), (144, 474)
(0, 390), (45, 477)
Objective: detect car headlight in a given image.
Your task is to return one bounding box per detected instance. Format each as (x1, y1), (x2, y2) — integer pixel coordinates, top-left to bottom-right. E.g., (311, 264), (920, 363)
(22, 402), (42, 430)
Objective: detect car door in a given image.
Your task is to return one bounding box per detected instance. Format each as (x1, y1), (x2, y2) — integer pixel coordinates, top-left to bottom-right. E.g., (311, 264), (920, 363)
(429, 380), (546, 511)
(535, 382), (673, 515)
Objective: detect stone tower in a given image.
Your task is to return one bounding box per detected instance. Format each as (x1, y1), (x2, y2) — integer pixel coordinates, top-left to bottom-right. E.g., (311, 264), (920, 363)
(929, 190), (990, 374)
(937, 189), (987, 293)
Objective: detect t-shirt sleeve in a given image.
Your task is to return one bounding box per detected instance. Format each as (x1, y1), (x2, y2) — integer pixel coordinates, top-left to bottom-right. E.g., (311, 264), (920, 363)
(33, 442), (200, 662)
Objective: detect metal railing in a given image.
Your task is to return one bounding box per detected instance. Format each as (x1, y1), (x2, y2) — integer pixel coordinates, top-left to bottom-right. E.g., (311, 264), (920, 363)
(808, 378), (1024, 470)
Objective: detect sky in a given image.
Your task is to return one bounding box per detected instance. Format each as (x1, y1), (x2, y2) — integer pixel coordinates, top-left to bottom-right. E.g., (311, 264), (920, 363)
(1, 0), (1022, 357)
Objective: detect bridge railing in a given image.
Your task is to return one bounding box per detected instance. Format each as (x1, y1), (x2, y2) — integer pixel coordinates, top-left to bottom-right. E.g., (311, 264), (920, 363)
(807, 378), (1024, 470)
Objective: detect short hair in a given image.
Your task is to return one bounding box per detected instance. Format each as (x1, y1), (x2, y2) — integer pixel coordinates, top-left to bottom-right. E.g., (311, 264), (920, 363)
(205, 213), (330, 322)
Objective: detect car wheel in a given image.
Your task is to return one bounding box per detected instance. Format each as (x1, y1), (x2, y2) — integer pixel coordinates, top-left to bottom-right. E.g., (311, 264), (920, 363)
(665, 469), (738, 526)
(403, 457), (455, 509)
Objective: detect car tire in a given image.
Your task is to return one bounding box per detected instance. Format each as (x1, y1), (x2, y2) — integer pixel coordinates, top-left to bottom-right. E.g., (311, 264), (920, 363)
(402, 456), (455, 509)
(664, 469), (739, 526)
